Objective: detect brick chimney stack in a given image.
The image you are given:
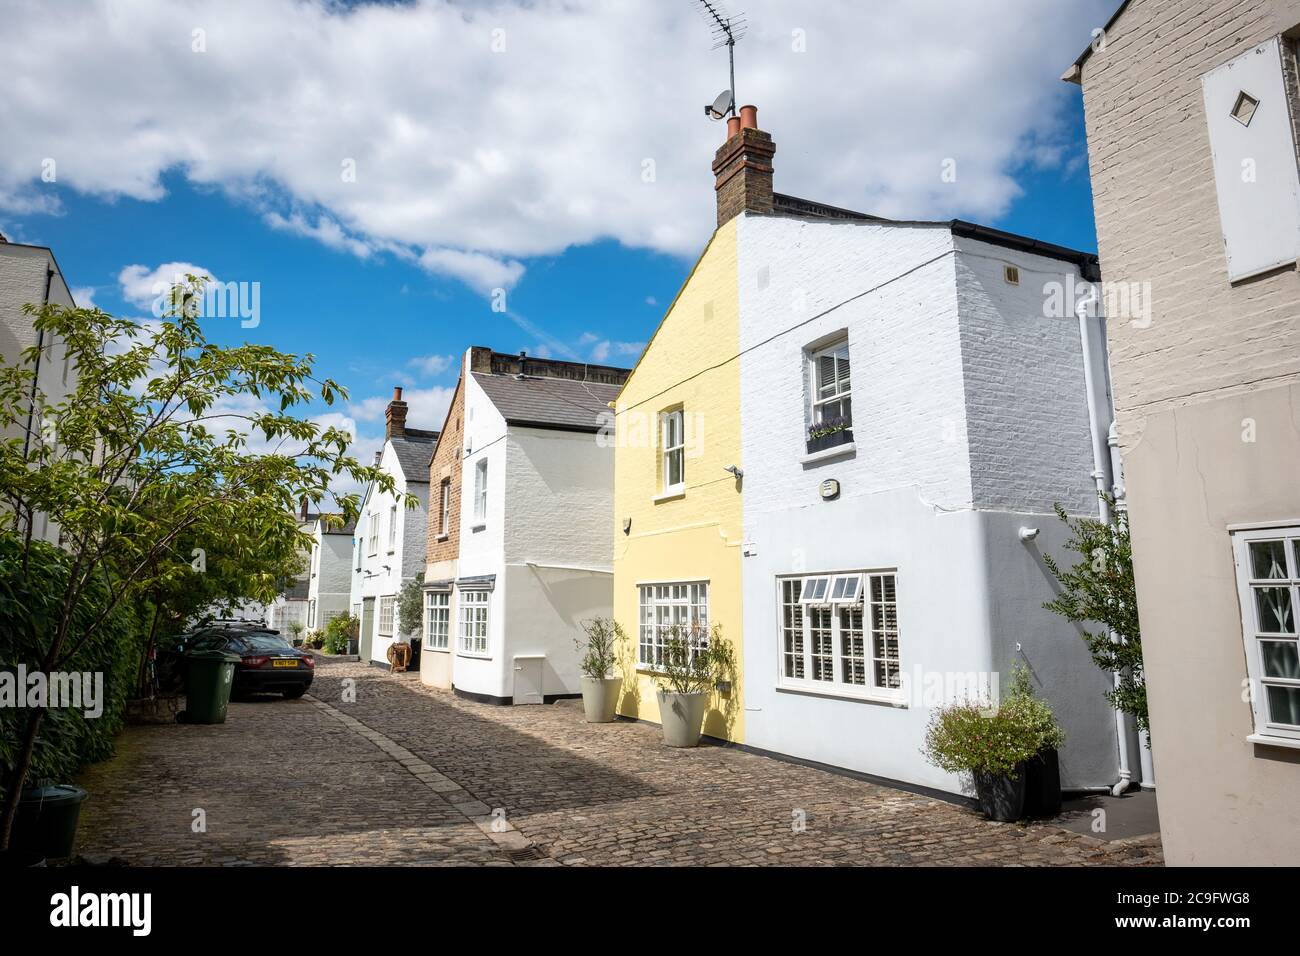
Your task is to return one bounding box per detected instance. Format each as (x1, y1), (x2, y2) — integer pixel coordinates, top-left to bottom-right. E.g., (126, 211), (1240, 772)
(712, 104), (775, 227)
(386, 386), (408, 440)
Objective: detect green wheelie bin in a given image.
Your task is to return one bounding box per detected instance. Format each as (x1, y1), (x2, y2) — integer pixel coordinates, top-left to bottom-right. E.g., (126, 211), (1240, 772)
(183, 649), (241, 724)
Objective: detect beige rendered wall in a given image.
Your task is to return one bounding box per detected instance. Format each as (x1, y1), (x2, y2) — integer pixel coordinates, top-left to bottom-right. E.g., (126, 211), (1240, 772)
(1079, 0), (1300, 864)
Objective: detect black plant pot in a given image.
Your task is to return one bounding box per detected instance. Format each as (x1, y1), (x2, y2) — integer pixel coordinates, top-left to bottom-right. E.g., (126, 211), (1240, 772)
(1024, 748), (1062, 817)
(346, 638), (359, 656)
(806, 428), (854, 455)
(0, 849), (46, 868)
(974, 768), (1027, 822)
(11, 784), (88, 860)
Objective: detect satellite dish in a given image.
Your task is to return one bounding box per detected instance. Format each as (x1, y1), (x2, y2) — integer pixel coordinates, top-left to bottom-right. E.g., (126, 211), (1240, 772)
(705, 89), (733, 120)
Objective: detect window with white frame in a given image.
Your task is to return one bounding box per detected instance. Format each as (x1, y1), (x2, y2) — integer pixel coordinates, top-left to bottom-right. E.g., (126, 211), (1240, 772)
(1232, 527), (1300, 741)
(387, 504), (398, 552)
(809, 339), (851, 428)
(472, 459), (488, 523)
(439, 478), (451, 535)
(459, 589), (489, 655)
(424, 591), (450, 651)
(638, 582), (709, 667)
(778, 571), (900, 698)
(311, 544), (319, 577)
(660, 408), (685, 493)
(367, 512), (379, 555)
(378, 595), (395, 636)
(307, 599), (317, 629)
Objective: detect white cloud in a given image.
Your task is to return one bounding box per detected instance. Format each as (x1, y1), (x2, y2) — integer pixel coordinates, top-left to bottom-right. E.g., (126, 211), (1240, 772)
(264, 210), (373, 259)
(349, 385), (454, 431)
(70, 286), (97, 309)
(418, 248), (525, 294)
(408, 353), (454, 377)
(0, 0), (1110, 292)
(118, 262), (216, 308)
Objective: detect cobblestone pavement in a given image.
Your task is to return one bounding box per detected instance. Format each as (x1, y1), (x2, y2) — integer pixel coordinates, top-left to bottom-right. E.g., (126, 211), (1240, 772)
(77, 659), (1163, 866)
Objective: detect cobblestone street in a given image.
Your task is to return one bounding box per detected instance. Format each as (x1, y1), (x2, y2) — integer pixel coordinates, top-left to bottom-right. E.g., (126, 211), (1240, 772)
(76, 659), (1163, 866)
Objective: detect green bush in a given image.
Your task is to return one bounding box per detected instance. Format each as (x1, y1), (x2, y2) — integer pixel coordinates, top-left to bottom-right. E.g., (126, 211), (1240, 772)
(922, 666), (1065, 780)
(0, 535), (144, 800)
(322, 614), (357, 655)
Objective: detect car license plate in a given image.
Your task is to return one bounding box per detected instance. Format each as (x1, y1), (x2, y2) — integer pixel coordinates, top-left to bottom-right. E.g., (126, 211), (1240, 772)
(272, 659), (298, 668)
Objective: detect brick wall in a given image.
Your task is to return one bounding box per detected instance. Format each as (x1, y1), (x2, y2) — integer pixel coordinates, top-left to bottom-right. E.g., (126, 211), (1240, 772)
(1079, 0), (1300, 443)
(425, 375), (464, 569)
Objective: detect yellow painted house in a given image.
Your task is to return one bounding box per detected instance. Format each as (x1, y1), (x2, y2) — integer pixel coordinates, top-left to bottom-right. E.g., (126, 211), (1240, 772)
(611, 215), (745, 743)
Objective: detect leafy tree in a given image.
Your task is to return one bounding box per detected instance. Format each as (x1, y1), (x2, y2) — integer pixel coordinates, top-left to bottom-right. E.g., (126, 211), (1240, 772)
(396, 573), (425, 638)
(0, 278), (399, 848)
(1041, 501), (1147, 734)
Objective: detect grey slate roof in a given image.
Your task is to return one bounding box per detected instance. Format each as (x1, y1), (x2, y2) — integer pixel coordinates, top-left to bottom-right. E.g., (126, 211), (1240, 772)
(391, 429), (439, 482)
(472, 372), (622, 433)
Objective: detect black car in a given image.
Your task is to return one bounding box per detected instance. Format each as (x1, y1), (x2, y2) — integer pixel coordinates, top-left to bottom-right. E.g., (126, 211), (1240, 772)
(188, 629), (315, 699)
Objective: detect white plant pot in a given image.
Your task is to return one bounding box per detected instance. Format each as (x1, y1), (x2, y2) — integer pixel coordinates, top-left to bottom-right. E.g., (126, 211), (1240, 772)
(580, 676), (622, 723)
(656, 689), (708, 747)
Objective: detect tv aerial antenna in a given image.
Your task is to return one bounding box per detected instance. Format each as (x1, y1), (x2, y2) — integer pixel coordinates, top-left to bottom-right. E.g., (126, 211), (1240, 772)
(694, 0), (747, 120)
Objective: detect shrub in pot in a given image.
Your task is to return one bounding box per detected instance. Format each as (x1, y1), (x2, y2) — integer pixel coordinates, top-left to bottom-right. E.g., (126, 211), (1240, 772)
(1005, 665), (1066, 816)
(574, 618), (624, 723)
(806, 416), (853, 455)
(920, 671), (1060, 822)
(653, 626), (734, 748)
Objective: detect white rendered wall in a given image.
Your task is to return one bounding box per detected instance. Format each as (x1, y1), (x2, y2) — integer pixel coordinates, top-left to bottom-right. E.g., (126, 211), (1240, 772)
(501, 426), (616, 697)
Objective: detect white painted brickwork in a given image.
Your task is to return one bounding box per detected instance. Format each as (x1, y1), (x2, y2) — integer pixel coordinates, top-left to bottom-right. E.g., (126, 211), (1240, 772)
(954, 237), (1097, 516)
(737, 216), (970, 516)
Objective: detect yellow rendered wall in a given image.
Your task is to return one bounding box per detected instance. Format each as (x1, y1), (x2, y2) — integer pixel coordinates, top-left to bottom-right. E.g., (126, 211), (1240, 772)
(611, 219), (744, 742)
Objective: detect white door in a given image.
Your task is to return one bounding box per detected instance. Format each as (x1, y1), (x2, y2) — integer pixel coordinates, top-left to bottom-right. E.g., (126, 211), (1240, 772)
(512, 655), (544, 705)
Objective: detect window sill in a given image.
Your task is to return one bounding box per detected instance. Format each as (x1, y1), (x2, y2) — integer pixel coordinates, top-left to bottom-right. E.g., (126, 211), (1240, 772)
(436, 533), (449, 542)
(470, 522), (486, 533)
(1247, 733), (1300, 750)
(457, 650), (492, 660)
(776, 682), (906, 707)
(423, 646), (451, 654)
(653, 488), (686, 504)
(801, 441), (856, 466)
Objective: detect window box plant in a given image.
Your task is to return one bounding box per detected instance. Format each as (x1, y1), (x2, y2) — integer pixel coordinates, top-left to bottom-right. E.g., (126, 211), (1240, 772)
(806, 416), (853, 455)
(922, 667), (1065, 822)
(653, 625), (735, 747)
(574, 618), (624, 723)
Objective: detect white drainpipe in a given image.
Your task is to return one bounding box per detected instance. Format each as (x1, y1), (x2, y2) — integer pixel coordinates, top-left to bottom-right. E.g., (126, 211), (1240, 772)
(1109, 422), (1155, 790)
(1077, 292), (1134, 798)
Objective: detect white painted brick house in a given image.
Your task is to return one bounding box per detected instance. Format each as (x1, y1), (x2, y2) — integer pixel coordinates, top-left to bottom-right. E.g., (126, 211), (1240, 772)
(446, 349), (629, 704)
(0, 238), (78, 545)
(305, 514), (356, 634)
(350, 388), (437, 667)
(722, 113), (1131, 795)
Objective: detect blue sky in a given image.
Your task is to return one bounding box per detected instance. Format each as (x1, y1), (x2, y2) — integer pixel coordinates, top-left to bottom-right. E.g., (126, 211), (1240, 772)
(0, 0), (1112, 480)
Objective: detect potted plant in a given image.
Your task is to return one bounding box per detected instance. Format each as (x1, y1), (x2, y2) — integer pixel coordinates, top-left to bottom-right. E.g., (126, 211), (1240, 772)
(653, 626), (734, 748)
(287, 620), (305, 647)
(806, 416), (853, 455)
(1006, 665), (1066, 816)
(922, 668), (1067, 821)
(574, 618), (624, 723)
